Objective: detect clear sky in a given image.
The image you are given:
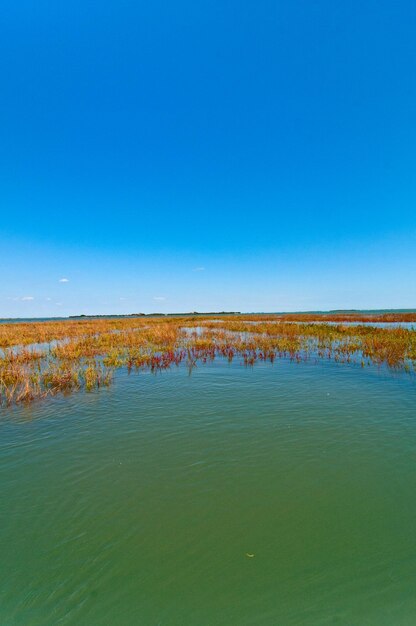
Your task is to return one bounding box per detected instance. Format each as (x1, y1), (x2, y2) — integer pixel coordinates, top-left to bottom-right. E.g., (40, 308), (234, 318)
(1, 0), (415, 317)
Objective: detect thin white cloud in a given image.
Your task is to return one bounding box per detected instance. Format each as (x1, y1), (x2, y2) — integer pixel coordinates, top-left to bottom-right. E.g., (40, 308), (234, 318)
(119, 297), (127, 301)
(59, 277), (69, 283)
(153, 296), (166, 301)
(193, 267), (205, 272)
(55, 302), (63, 306)
(45, 297), (52, 301)
(21, 296), (34, 301)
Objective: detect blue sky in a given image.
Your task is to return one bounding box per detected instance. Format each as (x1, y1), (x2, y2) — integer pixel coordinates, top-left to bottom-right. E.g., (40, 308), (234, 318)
(1, 0), (415, 316)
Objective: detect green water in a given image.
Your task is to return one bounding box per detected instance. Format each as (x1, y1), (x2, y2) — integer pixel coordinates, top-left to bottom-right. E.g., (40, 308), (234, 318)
(1, 359), (416, 625)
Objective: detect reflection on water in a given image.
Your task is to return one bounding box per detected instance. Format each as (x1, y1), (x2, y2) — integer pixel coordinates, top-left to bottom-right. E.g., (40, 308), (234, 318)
(1, 358), (416, 625)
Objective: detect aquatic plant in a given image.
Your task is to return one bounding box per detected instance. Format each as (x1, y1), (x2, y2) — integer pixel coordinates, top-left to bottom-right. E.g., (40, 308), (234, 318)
(0, 314), (415, 406)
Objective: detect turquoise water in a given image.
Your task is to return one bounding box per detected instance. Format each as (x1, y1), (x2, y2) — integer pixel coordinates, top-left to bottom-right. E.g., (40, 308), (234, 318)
(1, 358), (416, 625)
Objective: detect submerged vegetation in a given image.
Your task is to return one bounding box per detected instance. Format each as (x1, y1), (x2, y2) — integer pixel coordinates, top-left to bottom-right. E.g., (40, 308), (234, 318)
(0, 313), (415, 406)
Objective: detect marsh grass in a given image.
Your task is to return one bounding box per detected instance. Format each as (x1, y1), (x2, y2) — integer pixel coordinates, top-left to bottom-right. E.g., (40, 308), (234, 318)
(1, 315), (415, 406)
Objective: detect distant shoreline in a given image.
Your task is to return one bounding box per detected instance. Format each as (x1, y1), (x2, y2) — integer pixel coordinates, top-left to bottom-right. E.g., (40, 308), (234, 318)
(1, 308), (416, 323)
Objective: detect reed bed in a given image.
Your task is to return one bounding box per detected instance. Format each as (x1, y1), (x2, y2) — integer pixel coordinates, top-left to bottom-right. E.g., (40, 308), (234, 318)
(0, 315), (415, 406)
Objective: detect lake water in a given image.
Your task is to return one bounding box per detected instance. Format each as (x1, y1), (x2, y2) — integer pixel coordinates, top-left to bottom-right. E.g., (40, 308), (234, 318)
(1, 358), (416, 625)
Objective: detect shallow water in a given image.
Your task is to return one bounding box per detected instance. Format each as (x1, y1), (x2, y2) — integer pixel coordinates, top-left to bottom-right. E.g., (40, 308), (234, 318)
(1, 359), (416, 625)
